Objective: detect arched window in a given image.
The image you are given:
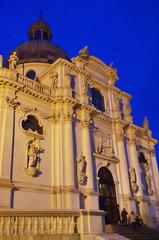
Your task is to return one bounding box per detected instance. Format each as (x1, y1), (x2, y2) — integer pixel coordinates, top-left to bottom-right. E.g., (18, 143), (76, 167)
(43, 31), (49, 40)
(26, 70), (36, 80)
(91, 88), (105, 112)
(34, 30), (41, 40)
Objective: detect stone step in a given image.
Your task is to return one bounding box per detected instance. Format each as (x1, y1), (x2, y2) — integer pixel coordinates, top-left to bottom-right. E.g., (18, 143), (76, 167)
(111, 224), (159, 240)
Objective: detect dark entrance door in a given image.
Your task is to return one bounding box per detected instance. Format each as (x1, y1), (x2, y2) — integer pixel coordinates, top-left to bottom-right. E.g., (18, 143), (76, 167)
(98, 167), (119, 224)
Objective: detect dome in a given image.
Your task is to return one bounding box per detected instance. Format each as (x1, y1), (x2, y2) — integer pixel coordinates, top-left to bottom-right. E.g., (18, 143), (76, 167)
(7, 40), (69, 65)
(6, 15), (70, 66)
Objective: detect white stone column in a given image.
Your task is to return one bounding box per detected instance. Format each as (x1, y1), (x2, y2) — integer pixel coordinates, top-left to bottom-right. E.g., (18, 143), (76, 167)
(114, 122), (132, 211)
(64, 112), (75, 187)
(81, 119), (94, 190)
(80, 114), (98, 210)
(149, 144), (159, 200)
(63, 110), (80, 209)
(126, 126), (143, 196)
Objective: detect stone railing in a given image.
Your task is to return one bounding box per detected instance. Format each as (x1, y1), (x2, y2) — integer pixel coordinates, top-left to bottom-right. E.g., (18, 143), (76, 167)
(16, 74), (52, 97)
(0, 68), (52, 97)
(0, 210), (80, 237)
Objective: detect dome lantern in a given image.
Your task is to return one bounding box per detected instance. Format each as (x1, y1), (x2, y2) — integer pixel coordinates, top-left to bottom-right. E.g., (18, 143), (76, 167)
(28, 13), (52, 41)
(6, 15), (70, 66)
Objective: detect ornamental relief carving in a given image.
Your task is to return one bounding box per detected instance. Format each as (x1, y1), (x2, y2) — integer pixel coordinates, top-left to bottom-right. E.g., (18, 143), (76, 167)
(94, 130), (115, 157)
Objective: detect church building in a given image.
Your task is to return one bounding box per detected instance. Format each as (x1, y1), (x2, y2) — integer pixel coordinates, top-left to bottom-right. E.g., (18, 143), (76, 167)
(0, 16), (159, 239)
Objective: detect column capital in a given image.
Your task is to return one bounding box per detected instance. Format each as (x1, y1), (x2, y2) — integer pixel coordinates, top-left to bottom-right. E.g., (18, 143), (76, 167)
(81, 119), (90, 128)
(63, 112), (73, 123)
(114, 123), (124, 141)
(126, 126), (136, 144)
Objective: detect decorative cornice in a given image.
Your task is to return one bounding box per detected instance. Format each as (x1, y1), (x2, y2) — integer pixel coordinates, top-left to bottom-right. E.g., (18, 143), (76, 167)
(93, 153), (119, 163)
(108, 85), (132, 100)
(4, 180), (80, 194)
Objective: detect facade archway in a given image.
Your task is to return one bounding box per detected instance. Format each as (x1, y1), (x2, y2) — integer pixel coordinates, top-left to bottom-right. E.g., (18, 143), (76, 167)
(98, 167), (119, 224)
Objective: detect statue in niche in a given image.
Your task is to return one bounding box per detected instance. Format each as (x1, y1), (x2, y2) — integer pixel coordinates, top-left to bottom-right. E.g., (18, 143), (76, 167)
(8, 51), (19, 69)
(64, 73), (71, 88)
(79, 46), (89, 59)
(81, 78), (88, 94)
(0, 54), (3, 68)
(27, 138), (41, 177)
(142, 116), (149, 130)
(142, 163), (153, 195)
(125, 102), (131, 115)
(129, 167), (138, 193)
(77, 154), (88, 185)
(50, 72), (58, 88)
(96, 144), (104, 154)
(114, 96), (119, 111)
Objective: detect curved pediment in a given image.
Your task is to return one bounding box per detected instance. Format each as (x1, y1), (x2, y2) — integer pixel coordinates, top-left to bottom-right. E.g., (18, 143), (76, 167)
(72, 53), (119, 83)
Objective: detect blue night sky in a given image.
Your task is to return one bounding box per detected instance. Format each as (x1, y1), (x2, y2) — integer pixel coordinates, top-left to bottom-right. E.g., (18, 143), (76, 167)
(0, 0), (159, 167)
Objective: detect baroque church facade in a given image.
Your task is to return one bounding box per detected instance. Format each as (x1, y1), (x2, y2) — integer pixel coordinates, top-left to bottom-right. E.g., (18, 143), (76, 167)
(0, 17), (159, 238)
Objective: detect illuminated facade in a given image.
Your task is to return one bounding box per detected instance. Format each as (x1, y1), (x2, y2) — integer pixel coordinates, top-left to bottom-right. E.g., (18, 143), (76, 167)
(0, 17), (159, 239)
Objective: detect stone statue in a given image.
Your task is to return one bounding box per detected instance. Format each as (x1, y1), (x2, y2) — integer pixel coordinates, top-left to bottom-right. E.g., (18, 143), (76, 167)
(96, 144), (103, 154)
(27, 138), (41, 176)
(77, 154), (88, 185)
(64, 73), (71, 88)
(0, 54), (3, 68)
(129, 167), (138, 193)
(8, 51), (19, 69)
(28, 139), (40, 168)
(142, 163), (153, 195)
(81, 78), (88, 94)
(51, 72), (58, 88)
(125, 102), (131, 115)
(79, 46), (89, 59)
(114, 96), (119, 111)
(142, 116), (149, 130)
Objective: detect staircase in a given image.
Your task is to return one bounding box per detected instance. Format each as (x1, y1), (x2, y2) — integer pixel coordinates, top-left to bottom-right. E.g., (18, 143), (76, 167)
(112, 224), (159, 240)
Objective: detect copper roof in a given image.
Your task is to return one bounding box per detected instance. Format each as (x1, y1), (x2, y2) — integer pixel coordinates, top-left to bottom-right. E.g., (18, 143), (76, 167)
(6, 17), (70, 66)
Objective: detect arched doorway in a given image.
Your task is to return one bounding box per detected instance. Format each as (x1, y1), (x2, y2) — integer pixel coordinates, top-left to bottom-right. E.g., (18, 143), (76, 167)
(98, 167), (119, 224)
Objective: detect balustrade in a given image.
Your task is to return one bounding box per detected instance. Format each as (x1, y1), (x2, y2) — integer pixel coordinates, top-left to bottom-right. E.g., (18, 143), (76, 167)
(0, 213), (79, 236)
(16, 75), (52, 97)
(0, 69), (52, 97)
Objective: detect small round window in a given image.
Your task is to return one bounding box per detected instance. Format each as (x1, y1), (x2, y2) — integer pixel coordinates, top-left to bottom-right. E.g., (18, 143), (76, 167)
(26, 70), (36, 80)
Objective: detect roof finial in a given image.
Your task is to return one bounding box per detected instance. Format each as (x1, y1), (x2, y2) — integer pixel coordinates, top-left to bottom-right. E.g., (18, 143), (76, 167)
(142, 116), (149, 130)
(38, 10), (43, 21)
(79, 46), (90, 60)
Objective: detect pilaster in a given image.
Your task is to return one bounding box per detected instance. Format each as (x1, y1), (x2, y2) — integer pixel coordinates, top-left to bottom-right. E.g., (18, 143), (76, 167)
(126, 125), (143, 196)
(114, 121), (132, 211)
(149, 143), (159, 201)
(80, 109), (98, 209)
